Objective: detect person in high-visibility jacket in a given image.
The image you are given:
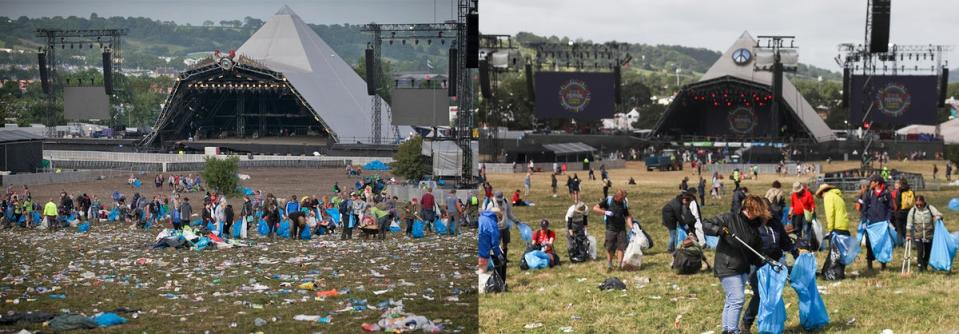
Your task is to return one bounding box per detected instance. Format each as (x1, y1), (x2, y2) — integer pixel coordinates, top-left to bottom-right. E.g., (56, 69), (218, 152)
(43, 199), (59, 230)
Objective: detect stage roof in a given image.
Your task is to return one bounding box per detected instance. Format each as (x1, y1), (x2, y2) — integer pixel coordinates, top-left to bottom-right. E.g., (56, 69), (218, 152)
(235, 6), (392, 143)
(657, 31), (835, 143)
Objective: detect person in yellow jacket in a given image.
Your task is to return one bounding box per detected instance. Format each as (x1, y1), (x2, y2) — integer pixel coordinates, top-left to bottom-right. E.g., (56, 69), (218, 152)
(815, 184), (849, 235)
(43, 199), (59, 230)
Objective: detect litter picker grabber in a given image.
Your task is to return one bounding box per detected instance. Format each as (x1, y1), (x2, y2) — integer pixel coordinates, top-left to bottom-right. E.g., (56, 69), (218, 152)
(724, 227), (786, 272)
(900, 239), (912, 276)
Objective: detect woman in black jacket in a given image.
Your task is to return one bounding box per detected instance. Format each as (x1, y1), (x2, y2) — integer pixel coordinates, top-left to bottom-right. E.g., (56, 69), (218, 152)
(741, 198), (797, 331)
(702, 195), (767, 334)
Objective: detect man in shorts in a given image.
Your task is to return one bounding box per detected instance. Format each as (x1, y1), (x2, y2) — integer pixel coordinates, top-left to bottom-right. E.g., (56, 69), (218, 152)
(592, 189), (633, 272)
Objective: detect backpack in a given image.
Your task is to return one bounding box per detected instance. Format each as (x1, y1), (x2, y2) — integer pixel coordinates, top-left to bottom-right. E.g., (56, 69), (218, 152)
(672, 244), (705, 275)
(900, 190), (915, 211)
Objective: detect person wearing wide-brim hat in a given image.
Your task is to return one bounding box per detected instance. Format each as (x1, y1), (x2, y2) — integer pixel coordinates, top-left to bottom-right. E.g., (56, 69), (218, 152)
(816, 183), (849, 236)
(789, 181), (815, 241)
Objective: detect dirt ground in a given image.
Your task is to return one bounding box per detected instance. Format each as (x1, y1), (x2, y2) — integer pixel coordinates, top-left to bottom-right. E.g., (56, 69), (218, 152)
(0, 168), (479, 333)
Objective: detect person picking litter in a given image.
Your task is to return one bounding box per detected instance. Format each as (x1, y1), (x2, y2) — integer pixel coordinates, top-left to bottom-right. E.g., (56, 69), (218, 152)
(592, 189), (633, 272)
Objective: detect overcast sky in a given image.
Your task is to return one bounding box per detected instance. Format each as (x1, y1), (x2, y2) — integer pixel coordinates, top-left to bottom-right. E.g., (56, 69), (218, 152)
(1, 0), (956, 70)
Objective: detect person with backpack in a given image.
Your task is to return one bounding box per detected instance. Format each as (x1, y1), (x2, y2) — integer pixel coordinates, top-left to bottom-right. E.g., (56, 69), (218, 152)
(891, 178), (915, 247)
(592, 189), (633, 272)
(741, 197), (796, 332)
(906, 195), (942, 272)
(860, 175), (893, 271)
(662, 193), (685, 253)
(764, 181), (786, 223)
(565, 201), (590, 263)
(701, 195), (764, 334)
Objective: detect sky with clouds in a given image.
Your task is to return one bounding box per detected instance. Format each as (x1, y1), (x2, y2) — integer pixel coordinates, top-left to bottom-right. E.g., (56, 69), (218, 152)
(1, 0), (955, 70)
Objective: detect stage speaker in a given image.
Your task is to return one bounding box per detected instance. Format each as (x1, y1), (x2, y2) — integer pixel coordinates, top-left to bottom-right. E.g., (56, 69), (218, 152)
(939, 67), (949, 108)
(365, 48), (376, 95)
(448, 48), (457, 97)
(38, 52), (50, 94)
(524, 62), (534, 102)
(466, 12), (479, 68)
(102, 51), (113, 95)
(869, 0), (891, 53)
(841, 67), (850, 108)
(614, 66), (622, 104)
(479, 60), (491, 99)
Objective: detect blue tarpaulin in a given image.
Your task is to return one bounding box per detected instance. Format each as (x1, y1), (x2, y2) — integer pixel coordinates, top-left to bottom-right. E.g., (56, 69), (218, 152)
(363, 160), (390, 171)
(243, 187), (255, 196)
(790, 253), (830, 331)
(757, 263), (787, 334)
(929, 220), (957, 272)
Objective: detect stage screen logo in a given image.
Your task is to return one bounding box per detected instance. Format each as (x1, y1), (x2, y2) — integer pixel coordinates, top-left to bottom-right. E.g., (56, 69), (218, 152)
(875, 82), (911, 117)
(728, 107), (758, 134)
(558, 80), (592, 113)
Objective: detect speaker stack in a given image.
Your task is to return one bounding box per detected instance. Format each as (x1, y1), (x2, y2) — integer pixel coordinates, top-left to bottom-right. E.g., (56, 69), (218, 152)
(466, 12), (479, 68)
(448, 48), (458, 97)
(365, 48), (376, 95)
(869, 0), (891, 53)
(38, 52), (50, 94)
(479, 60), (491, 99)
(102, 51), (113, 95)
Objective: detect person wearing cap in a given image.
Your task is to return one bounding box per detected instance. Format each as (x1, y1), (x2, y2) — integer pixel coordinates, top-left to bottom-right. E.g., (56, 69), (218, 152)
(861, 174), (893, 271)
(592, 189), (633, 272)
(532, 219), (560, 267)
(789, 182), (815, 240)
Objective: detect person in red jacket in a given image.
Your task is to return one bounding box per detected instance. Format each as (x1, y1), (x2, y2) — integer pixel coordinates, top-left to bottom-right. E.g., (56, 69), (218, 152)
(532, 219), (560, 266)
(789, 181), (816, 240)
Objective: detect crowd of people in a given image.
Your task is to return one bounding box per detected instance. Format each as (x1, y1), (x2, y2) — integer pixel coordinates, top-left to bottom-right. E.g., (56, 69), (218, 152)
(476, 159), (954, 333)
(1, 175), (481, 244)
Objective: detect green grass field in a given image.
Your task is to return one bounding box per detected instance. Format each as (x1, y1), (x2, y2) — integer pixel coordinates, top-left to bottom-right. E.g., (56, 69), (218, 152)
(479, 161), (959, 334)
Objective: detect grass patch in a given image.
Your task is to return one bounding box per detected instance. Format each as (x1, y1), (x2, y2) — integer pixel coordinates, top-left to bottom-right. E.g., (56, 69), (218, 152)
(480, 161), (959, 333)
